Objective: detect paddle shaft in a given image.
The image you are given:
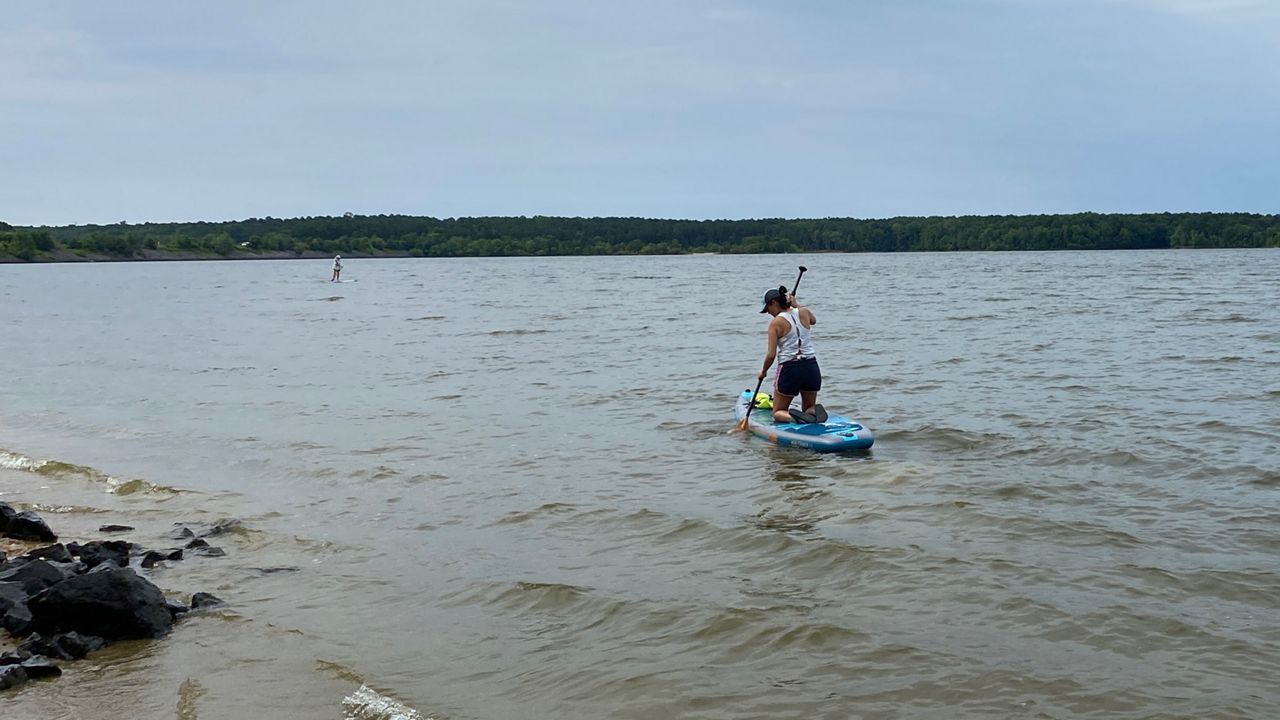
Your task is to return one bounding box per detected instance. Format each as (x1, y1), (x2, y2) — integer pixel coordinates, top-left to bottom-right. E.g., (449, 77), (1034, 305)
(739, 376), (766, 428)
(790, 266), (807, 302)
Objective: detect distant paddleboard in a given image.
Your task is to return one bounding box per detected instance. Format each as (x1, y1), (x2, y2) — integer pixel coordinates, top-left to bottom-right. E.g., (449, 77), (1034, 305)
(734, 390), (874, 452)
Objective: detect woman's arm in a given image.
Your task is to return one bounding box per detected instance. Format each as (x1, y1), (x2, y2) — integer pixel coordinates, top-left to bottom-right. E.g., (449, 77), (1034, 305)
(758, 321), (780, 380)
(789, 294), (815, 325)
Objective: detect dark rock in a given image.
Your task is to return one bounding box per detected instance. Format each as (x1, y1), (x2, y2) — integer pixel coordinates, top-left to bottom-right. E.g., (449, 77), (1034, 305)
(0, 663), (28, 690)
(0, 650), (31, 666)
(19, 656), (61, 679)
(174, 519), (242, 540)
(24, 544), (73, 564)
(19, 633), (63, 660)
(0, 503), (15, 531)
(98, 524), (134, 533)
(0, 582), (32, 636)
(190, 592), (226, 610)
(20, 631), (107, 661)
(0, 551), (6, 564)
(17, 633), (61, 660)
(87, 562), (117, 574)
(28, 567), (172, 640)
(140, 548), (183, 569)
(183, 538), (226, 556)
(5, 511), (57, 542)
(204, 518), (242, 537)
(0, 559), (67, 595)
(164, 597), (189, 617)
(252, 566), (299, 574)
(76, 540), (132, 569)
(2, 602), (34, 637)
(0, 582), (26, 613)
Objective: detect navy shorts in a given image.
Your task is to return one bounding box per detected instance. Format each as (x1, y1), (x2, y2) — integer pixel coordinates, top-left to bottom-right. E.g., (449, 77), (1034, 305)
(775, 356), (822, 396)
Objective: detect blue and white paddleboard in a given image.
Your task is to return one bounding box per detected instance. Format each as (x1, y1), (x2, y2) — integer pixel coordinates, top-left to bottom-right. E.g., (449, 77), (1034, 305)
(734, 390), (874, 452)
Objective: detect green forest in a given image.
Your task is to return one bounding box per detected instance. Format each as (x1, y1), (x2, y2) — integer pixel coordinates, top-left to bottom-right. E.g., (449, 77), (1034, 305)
(2, 212), (1278, 261)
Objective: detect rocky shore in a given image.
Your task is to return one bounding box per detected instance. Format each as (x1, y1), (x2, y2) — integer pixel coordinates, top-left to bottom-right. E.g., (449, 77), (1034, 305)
(0, 502), (227, 692)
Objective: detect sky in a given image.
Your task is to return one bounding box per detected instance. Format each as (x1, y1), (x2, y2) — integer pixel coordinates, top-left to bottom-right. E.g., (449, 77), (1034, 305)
(3, 0), (1279, 226)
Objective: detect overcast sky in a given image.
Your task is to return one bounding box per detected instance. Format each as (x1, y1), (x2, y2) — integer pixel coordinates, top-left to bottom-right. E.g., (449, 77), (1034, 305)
(3, 0), (1278, 226)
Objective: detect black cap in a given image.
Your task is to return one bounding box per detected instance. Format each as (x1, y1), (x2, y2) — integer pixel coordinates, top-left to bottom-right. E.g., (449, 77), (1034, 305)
(760, 288), (784, 313)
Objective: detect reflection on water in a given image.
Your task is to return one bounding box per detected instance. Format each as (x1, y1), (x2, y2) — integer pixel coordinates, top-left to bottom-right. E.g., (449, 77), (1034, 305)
(1, 250), (1278, 719)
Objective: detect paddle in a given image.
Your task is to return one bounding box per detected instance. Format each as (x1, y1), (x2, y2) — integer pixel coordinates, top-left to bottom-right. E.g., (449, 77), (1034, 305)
(734, 265), (807, 432)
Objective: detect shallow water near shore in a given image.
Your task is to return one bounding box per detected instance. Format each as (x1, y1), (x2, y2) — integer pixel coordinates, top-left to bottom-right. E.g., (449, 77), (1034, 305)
(1, 250), (1278, 719)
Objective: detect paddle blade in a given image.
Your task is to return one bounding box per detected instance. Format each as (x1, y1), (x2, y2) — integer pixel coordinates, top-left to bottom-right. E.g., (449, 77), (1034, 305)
(732, 381), (765, 434)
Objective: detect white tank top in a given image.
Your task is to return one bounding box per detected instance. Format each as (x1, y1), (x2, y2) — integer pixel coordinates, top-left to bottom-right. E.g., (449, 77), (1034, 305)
(778, 310), (815, 363)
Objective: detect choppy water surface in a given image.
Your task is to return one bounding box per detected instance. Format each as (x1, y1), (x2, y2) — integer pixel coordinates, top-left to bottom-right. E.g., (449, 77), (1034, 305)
(1, 250), (1277, 720)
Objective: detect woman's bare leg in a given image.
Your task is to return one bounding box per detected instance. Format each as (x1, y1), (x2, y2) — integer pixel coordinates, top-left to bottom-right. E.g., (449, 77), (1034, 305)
(800, 390), (818, 413)
(771, 391), (797, 423)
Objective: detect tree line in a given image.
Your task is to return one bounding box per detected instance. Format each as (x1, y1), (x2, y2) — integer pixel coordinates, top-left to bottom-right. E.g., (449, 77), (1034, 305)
(3, 212), (1278, 261)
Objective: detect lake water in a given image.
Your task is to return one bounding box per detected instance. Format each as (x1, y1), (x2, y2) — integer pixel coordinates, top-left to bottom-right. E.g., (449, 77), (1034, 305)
(1, 250), (1277, 720)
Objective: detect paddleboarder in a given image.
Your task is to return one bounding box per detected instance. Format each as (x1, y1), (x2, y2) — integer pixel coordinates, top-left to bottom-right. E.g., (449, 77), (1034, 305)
(331, 254), (343, 282)
(757, 286), (826, 424)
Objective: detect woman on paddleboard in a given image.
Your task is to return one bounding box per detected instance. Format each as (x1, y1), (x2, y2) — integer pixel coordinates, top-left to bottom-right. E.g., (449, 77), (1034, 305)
(757, 286), (826, 424)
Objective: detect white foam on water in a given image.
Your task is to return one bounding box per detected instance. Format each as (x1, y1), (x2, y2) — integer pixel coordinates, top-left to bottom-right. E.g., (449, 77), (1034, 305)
(0, 450), (39, 471)
(342, 684), (430, 720)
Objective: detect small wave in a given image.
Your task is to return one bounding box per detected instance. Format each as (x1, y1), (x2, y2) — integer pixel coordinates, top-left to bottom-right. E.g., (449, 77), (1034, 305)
(105, 477), (180, 495)
(406, 315), (445, 321)
(494, 581), (593, 612)
(405, 473), (449, 484)
(489, 502), (578, 526)
(1091, 449), (1157, 467)
(745, 509), (835, 534)
(25, 503), (108, 514)
(1188, 355), (1246, 364)
(350, 466), (401, 481)
(0, 450), (38, 471)
(2, 449), (180, 495)
(342, 684), (430, 720)
(351, 445), (421, 455)
(1251, 471), (1279, 487)
(196, 366), (257, 374)
(875, 425), (1010, 452)
(486, 328), (548, 336)
(988, 484), (1049, 501)
(316, 659), (365, 684)
(1119, 565), (1280, 607)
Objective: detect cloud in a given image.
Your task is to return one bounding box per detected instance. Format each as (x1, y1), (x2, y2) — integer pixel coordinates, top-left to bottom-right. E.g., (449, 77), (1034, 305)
(1125, 0), (1271, 15)
(1, 1), (1277, 224)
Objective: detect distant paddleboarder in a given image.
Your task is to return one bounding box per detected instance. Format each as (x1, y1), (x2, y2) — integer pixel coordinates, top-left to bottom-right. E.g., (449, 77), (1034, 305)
(331, 255), (343, 282)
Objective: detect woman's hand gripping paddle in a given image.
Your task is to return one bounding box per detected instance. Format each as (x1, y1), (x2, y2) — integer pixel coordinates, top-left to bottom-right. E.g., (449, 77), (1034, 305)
(732, 265), (807, 433)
